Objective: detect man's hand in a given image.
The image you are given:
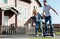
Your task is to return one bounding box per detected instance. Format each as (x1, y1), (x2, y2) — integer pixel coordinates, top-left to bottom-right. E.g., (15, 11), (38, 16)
(42, 15), (45, 19)
(56, 12), (59, 15)
(51, 8), (59, 15)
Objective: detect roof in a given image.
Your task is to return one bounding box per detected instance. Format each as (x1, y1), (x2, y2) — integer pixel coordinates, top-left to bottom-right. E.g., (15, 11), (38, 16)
(20, 0), (42, 7)
(35, 0), (42, 7)
(0, 7), (18, 14)
(20, 0), (31, 4)
(0, 3), (19, 14)
(0, 7), (19, 18)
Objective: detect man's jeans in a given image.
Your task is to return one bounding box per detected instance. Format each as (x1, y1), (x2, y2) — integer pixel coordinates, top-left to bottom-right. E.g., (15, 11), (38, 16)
(45, 16), (54, 33)
(35, 21), (43, 35)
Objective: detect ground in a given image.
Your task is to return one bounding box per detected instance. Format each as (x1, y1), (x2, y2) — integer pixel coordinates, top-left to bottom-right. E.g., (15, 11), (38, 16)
(0, 32), (60, 39)
(0, 35), (60, 39)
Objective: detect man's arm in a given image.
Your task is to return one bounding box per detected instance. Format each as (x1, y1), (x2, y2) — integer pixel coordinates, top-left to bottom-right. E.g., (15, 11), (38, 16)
(51, 8), (58, 15)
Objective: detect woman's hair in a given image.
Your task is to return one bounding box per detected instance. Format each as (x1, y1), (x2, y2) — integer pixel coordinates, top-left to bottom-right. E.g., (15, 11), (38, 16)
(32, 9), (37, 16)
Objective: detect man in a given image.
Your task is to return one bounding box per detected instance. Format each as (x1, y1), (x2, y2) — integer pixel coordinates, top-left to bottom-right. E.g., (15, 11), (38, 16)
(32, 9), (43, 37)
(42, 1), (58, 36)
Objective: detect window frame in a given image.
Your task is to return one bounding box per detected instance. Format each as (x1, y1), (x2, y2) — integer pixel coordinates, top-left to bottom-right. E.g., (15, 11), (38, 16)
(17, 5), (27, 20)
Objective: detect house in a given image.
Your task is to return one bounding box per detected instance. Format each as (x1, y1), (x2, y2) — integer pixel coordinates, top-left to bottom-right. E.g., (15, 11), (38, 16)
(1, 0), (42, 26)
(0, 0), (42, 34)
(0, 0), (41, 26)
(0, 3), (19, 34)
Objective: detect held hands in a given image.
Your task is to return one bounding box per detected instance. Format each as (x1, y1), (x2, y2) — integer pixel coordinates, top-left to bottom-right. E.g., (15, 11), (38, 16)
(42, 15), (45, 19)
(42, 13), (45, 19)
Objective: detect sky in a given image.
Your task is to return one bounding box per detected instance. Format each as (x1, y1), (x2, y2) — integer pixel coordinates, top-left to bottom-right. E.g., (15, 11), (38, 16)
(39, 0), (60, 24)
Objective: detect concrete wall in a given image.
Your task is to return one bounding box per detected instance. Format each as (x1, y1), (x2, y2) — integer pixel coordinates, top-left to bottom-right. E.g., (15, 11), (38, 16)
(17, 0), (31, 26)
(8, 15), (15, 26)
(7, 0), (40, 26)
(7, 0), (31, 26)
(8, 0), (15, 7)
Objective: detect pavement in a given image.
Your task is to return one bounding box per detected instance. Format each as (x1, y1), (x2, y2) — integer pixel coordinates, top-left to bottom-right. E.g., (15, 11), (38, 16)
(0, 34), (60, 39)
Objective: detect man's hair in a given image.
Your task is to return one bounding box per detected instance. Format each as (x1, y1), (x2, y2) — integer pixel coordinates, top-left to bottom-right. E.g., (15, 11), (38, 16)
(43, 1), (47, 2)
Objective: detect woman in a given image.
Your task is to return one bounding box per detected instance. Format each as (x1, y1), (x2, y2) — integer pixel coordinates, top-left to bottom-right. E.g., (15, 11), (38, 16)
(32, 9), (43, 37)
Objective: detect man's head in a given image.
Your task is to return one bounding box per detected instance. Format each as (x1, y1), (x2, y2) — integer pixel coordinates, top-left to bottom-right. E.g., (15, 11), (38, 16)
(43, 1), (47, 6)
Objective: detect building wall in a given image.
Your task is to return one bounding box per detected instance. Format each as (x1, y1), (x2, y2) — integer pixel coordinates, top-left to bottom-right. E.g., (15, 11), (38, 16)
(7, 0), (32, 26)
(7, 0), (40, 26)
(8, 0), (15, 7)
(8, 15), (15, 26)
(17, 0), (31, 26)
(0, 12), (2, 25)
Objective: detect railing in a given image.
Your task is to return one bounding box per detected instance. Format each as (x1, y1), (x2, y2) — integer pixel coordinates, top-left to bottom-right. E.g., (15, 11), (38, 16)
(0, 24), (60, 35)
(0, 25), (26, 35)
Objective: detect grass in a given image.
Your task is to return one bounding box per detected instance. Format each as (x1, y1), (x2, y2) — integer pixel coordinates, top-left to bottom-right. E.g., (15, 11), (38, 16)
(55, 32), (60, 34)
(29, 32), (60, 39)
(30, 37), (56, 39)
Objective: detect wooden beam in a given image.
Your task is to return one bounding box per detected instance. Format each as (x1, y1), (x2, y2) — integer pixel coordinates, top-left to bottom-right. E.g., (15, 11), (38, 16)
(20, 0), (31, 4)
(15, 14), (17, 28)
(2, 11), (4, 26)
(15, 0), (17, 7)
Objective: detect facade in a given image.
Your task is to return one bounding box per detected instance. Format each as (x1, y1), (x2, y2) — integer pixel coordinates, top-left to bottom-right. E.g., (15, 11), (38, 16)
(0, 3), (18, 34)
(0, 0), (42, 27)
(0, 0), (18, 26)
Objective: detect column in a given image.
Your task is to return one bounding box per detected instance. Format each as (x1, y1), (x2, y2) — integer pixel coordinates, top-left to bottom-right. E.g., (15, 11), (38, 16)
(2, 11), (4, 26)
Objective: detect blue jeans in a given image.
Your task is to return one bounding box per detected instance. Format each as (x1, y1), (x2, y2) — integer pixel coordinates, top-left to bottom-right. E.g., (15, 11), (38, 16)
(45, 16), (54, 33)
(35, 21), (43, 35)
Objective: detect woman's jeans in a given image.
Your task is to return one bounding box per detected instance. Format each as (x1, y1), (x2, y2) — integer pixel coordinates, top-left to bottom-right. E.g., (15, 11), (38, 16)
(45, 16), (54, 33)
(35, 21), (43, 35)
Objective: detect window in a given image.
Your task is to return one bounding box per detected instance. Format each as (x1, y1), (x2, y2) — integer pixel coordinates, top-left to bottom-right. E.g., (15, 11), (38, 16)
(4, 0), (8, 4)
(23, 7), (27, 19)
(17, 6), (22, 20)
(17, 6), (27, 20)
(34, 6), (37, 9)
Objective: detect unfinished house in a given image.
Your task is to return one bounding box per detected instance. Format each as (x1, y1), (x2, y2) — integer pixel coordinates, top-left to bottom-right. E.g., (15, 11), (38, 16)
(0, 0), (42, 35)
(0, 0), (18, 34)
(7, 0), (42, 26)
